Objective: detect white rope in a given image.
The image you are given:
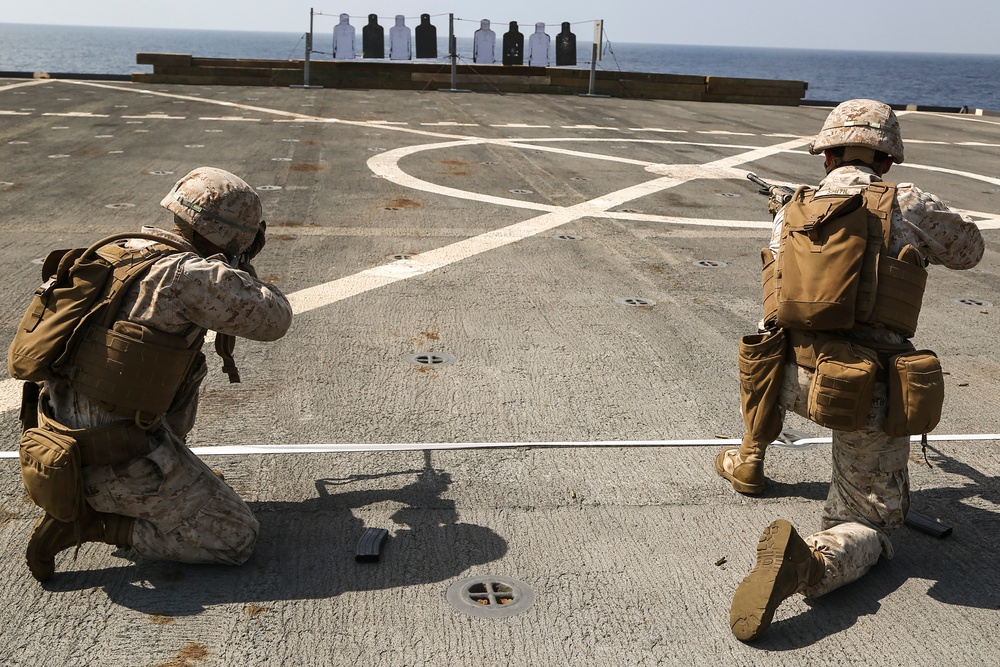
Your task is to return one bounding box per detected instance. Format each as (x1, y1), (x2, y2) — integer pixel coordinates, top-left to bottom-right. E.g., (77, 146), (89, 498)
(0, 433), (996, 459)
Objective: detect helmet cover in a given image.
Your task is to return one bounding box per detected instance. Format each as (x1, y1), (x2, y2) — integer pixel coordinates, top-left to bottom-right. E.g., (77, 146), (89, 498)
(160, 167), (262, 255)
(809, 99), (904, 164)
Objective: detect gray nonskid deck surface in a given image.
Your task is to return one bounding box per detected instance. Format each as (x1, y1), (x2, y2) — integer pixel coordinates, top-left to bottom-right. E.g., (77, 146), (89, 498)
(0, 79), (998, 666)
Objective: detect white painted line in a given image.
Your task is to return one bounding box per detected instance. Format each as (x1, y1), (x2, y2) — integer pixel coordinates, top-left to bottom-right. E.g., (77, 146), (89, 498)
(368, 120), (408, 125)
(0, 433), (996, 459)
(368, 139), (559, 213)
(0, 79), (50, 92)
(421, 122), (478, 127)
(200, 116), (261, 122)
(562, 124), (619, 130)
(628, 128), (687, 133)
(0, 110), (30, 116)
(273, 118), (335, 123)
(923, 112), (1000, 127)
(697, 130), (755, 136)
(957, 141), (1000, 147)
(122, 114), (185, 119)
(491, 123), (550, 128)
(906, 139), (950, 145)
(603, 211), (770, 229)
(500, 140), (654, 167)
(902, 162), (1000, 187)
(42, 112), (109, 118)
(67, 81), (467, 142)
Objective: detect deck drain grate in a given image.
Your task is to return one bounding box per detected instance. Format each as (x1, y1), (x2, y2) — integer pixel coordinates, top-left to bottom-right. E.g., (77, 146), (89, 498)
(508, 188), (534, 195)
(619, 208), (643, 214)
(384, 206), (401, 211)
(615, 296), (656, 307)
(147, 170), (174, 176)
(954, 297), (992, 308)
(405, 353), (456, 367)
(446, 575), (534, 618)
(694, 259), (726, 268)
(105, 203), (135, 210)
(257, 185), (282, 191)
(553, 233), (582, 241)
(717, 192), (741, 198)
(391, 253), (414, 260)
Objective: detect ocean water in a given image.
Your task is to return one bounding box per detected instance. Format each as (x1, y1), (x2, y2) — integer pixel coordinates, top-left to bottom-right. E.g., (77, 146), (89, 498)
(2, 22), (999, 110)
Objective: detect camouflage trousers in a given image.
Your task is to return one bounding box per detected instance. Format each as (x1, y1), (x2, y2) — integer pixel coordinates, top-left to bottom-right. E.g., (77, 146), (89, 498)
(81, 427), (258, 565)
(779, 361), (910, 598)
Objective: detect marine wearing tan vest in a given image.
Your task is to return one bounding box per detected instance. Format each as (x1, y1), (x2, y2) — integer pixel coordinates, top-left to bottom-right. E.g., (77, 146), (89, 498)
(14, 167), (292, 583)
(716, 100), (984, 642)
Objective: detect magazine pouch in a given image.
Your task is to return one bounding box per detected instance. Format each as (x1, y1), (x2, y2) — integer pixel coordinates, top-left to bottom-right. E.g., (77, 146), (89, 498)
(885, 350), (944, 437)
(807, 339), (878, 431)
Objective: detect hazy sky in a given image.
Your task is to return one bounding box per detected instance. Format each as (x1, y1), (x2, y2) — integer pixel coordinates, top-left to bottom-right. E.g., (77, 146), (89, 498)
(4, 1), (996, 55)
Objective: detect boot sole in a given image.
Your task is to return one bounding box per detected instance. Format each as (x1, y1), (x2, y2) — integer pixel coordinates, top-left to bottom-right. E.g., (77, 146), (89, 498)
(715, 449), (765, 495)
(729, 519), (794, 642)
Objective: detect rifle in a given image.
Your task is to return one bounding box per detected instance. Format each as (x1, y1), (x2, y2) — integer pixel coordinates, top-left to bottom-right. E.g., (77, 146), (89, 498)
(746, 172), (795, 207)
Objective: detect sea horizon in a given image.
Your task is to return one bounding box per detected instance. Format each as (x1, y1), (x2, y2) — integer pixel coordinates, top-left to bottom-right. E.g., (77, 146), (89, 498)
(3, 22), (999, 110)
(5, 21), (997, 58)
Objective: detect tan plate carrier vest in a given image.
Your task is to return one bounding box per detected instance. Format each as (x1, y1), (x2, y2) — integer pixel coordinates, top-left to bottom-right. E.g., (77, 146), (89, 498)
(8, 233), (204, 424)
(761, 182), (928, 339)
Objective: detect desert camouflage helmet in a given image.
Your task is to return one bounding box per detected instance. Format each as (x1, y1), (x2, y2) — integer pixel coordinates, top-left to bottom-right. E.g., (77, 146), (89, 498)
(160, 167), (262, 255)
(809, 99), (905, 164)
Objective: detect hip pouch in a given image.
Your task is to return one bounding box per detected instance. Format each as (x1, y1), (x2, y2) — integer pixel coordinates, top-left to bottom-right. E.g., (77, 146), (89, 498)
(885, 350), (944, 437)
(19, 427), (86, 523)
(807, 339), (878, 431)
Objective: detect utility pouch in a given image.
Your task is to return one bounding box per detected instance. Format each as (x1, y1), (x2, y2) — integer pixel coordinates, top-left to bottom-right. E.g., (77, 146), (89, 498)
(870, 245), (928, 338)
(885, 350), (944, 437)
(19, 427), (85, 523)
(807, 339), (879, 431)
(776, 190), (868, 330)
(738, 328), (787, 447)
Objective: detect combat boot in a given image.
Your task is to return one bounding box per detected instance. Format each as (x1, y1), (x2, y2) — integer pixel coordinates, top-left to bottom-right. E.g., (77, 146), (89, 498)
(729, 518), (825, 642)
(26, 509), (134, 582)
(716, 438), (767, 494)
(724, 329), (787, 495)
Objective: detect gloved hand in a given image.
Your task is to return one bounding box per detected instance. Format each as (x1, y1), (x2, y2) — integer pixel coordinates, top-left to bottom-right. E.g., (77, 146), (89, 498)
(237, 220), (265, 277)
(767, 186), (795, 216)
(244, 220), (267, 261)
